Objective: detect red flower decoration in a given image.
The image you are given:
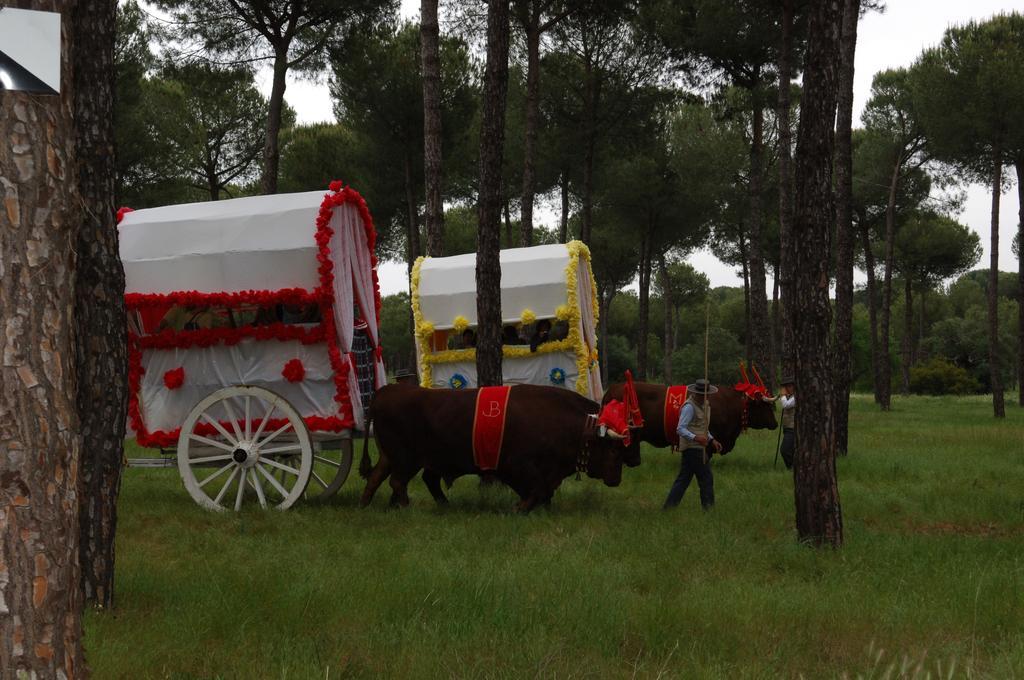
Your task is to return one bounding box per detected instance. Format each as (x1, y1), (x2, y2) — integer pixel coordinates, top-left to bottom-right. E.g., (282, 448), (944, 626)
(282, 358), (305, 383)
(116, 206), (134, 224)
(163, 367), (185, 390)
(329, 180), (343, 192)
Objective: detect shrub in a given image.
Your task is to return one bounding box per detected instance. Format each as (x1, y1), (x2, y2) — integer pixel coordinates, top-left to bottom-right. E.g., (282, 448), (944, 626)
(909, 356), (980, 395)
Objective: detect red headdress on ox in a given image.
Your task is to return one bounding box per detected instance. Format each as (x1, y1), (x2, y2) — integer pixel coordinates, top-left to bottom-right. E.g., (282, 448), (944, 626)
(734, 361), (775, 432)
(622, 369), (644, 429)
(597, 400), (631, 446)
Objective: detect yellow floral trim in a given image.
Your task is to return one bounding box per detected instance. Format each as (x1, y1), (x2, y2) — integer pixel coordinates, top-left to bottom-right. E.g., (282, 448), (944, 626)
(520, 308), (537, 326)
(422, 339), (577, 366)
(452, 315), (470, 334)
(555, 304), (571, 321)
(410, 256), (433, 387)
(563, 239), (598, 396)
(416, 320), (435, 339)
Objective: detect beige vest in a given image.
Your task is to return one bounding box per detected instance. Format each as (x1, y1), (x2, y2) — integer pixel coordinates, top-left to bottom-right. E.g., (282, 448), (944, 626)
(782, 397), (796, 429)
(683, 395), (710, 450)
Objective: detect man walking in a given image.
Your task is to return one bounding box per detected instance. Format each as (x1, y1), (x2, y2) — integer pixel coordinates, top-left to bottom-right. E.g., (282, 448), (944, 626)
(663, 379), (721, 510)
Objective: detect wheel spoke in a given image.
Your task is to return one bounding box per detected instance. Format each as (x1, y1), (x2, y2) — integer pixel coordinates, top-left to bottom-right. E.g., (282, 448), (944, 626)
(251, 398), (277, 442)
(257, 421), (293, 448)
(314, 455), (343, 468)
(261, 457), (300, 476)
(244, 395), (251, 440)
(250, 468), (268, 508)
(188, 434), (235, 452)
(188, 453), (233, 466)
(201, 413), (239, 447)
(256, 463), (290, 498)
(198, 463), (234, 488)
(213, 466), (240, 506)
(310, 470), (328, 489)
(221, 398), (244, 443)
(259, 443), (302, 456)
(234, 468), (247, 511)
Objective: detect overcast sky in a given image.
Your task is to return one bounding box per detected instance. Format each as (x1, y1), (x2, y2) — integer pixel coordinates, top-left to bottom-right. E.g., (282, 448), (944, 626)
(264, 0), (1024, 296)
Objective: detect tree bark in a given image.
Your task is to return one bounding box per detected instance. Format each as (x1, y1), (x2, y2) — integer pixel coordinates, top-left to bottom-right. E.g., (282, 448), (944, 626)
(878, 155), (902, 410)
(636, 227), (652, 380)
(1016, 162), (1023, 407)
(581, 56), (596, 245)
(259, 45), (290, 195)
(559, 170), (569, 242)
(901, 276), (912, 395)
(988, 151), (1005, 417)
(660, 258), (673, 383)
(74, 0), (128, 610)
(599, 289), (614, 385)
(747, 92), (772, 379)
(737, 225), (752, 367)
(771, 269), (780, 388)
(1, 1), (88, 671)
(777, 0), (795, 379)
(519, 11), (541, 247)
(791, 0), (844, 548)
(422, 0), (445, 257)
(860, 218), (882, 403)
(404, 155), (421, 267)
(476, 0), (511, 387)
(832, 0), (859, 455)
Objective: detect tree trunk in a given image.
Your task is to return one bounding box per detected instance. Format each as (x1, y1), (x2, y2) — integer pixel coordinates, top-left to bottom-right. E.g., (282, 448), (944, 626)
(1, 3), (88, 671)
(559, 170), (569, 242)
(74, 0), (127, 610)
(747, 92), (772, 378)
(861, 219), (882, 403)
(901, 276), (912, 395)
(771, 268), (780, 388)
(791, 0), (844, 548)
(1016, 162), (1023, 407)
(422, 0), (445, 257)
(777, 0), (795, 379)
(988, 151), (1005, 417)
(832, 0), (859, 456)
(878, 156), (902, 410)
(476, 0), (511, 387)
(916, 286), (925, 365)
(660, 258), (673, 383)
(503, 199), (513, 247)
(259, 45), (290, 195)
(600, 289), (614, 385)
(738, 225), (751, 366)
(404, 155), (421, 265)
(636, 227), (652, 380)
(519, 14), (541, 247)
(581, 57), (596, 245)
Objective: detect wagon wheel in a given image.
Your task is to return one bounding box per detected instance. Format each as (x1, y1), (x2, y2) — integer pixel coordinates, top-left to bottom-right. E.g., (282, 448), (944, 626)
(177, 386), (312, 511)
(304, 438), (354, 501)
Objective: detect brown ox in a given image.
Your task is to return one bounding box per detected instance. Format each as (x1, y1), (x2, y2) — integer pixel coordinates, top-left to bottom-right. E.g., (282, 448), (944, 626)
(602, 381), (778, 459)
(359, 384), (631, 512)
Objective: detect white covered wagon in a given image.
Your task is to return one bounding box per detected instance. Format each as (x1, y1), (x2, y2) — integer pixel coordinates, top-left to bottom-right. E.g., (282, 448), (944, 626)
(410, 241), (603, 400)
(118, 182), (385, 510)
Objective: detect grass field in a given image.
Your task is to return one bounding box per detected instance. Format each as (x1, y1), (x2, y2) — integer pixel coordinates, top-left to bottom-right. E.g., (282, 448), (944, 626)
(84, 394), (1024, 679)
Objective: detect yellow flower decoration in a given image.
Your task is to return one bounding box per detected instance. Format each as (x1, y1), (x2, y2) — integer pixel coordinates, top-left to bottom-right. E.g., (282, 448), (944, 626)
(416, 320), (435, 339)
(452, 315), (470, 334)
(555, 305), (571, 321)
(520, 308), (537, 326)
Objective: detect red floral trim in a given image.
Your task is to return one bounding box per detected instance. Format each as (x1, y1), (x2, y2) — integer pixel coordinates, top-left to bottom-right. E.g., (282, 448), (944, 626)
(127, 181), (383, 448)
(282, 358), (305, 383)
(163, 367), (185, 390)
(116, 206), (134, 223)
(137, 323), (324, 350)
(126, 288), (321, 311)
(138, 415), (349, 449)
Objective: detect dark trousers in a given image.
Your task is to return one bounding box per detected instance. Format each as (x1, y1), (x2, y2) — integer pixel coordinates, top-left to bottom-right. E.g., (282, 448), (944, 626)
(781, 428), (795, 469)
(663, 448), (714, 509)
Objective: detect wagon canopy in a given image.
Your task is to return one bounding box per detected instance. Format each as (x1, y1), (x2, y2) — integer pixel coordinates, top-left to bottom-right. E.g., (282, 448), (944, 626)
(411, 242), (602, 400)
(119, 191), (326, 295)
(118, 186), (385, 447)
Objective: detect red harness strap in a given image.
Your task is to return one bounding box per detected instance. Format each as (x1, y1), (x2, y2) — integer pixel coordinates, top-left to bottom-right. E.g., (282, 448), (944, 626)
(663, 385), (689, 447)
(472, 386), (512, 471)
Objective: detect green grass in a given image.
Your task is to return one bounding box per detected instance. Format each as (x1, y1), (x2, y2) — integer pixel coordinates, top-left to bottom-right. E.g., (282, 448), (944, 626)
(85, 394), (1024, 678)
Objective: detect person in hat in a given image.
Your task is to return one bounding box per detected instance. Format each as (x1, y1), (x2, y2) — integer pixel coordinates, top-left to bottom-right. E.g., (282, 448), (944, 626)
(779, 376), (796, 469)
(663, 378), (721, 510)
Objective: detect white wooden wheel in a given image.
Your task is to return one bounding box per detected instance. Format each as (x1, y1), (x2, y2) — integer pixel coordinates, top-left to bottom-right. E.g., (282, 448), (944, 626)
(177, 386), (313, 511)
(305, 438), (354, 501)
